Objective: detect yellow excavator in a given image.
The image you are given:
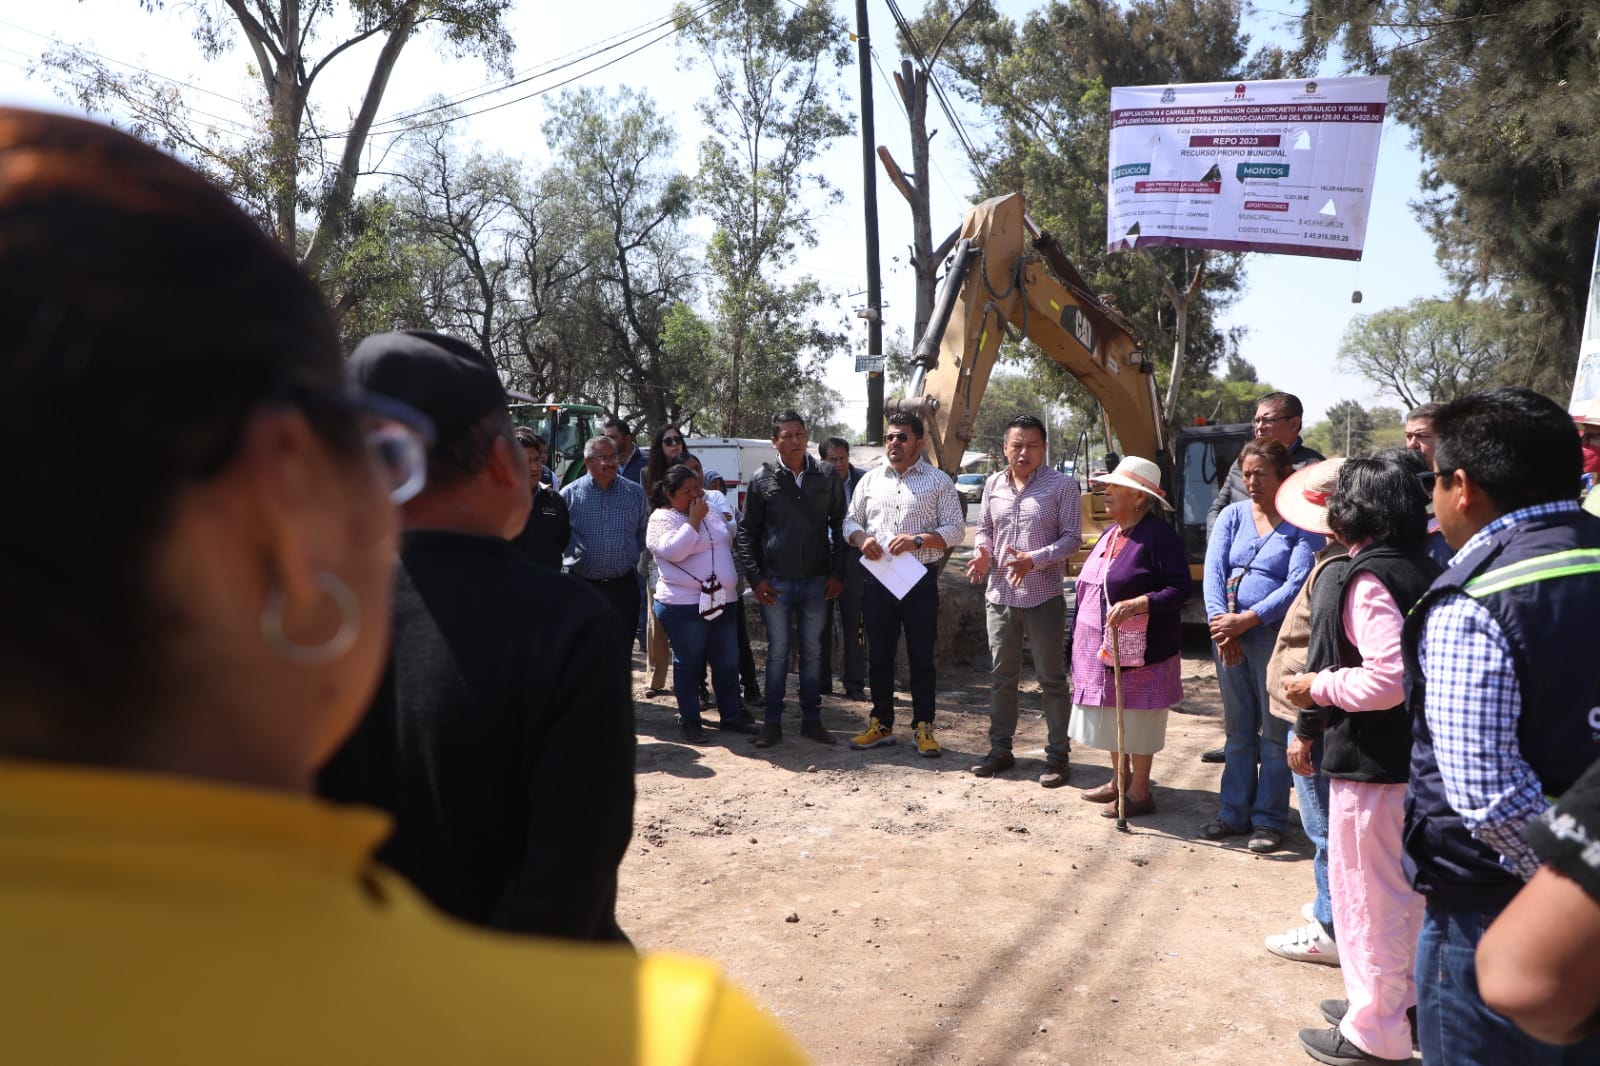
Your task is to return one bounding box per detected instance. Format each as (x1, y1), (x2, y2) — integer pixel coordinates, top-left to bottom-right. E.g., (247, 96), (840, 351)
(887, 191), (1250, 601)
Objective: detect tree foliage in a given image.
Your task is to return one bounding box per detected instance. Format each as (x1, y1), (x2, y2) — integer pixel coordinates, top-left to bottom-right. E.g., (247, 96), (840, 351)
(1293, 0), (1600, 385)
(1336, 296), (1553, 408)
(39, 0), (514, 295)
(674, 0), (853, 437)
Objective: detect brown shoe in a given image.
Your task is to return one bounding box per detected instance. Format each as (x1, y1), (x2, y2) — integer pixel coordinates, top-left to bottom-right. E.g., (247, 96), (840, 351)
(1081, 778), (1129, 803)
(1101, 794), (1156, 818)
(751, 723), (782, 748)
(798, 720), (837, 745)
(1038, 758), (1070, 788)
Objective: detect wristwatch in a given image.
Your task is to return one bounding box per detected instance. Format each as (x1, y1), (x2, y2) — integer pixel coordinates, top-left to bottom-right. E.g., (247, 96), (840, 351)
(913, 535), (924, 549)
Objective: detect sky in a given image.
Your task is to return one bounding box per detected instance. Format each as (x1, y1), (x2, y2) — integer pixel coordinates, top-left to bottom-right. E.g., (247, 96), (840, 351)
(0, 0), (1450, 429)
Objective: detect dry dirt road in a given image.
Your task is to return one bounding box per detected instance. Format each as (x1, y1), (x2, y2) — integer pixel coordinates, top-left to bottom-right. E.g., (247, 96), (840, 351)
(619, 638), (1368, 1066)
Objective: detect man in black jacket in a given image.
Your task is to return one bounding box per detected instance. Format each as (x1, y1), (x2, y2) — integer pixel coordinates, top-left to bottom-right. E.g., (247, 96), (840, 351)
(818, 437), (868, 701)
(318, 330), (635, 943)
(737, 411), (847, 748)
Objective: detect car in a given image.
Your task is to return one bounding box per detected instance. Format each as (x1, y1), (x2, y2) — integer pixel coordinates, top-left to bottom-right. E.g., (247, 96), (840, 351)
(955, 472), (987, 507)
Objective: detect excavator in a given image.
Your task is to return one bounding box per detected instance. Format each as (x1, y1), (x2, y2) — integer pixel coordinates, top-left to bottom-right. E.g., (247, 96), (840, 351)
(887, 191), (1251, 606)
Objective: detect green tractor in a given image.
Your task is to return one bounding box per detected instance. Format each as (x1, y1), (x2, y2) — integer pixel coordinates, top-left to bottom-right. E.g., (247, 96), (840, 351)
(508, 403), (607, 487)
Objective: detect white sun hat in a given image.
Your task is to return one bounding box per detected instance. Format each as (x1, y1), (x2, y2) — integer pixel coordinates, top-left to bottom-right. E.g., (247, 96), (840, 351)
(1090, 455), (1173, 510)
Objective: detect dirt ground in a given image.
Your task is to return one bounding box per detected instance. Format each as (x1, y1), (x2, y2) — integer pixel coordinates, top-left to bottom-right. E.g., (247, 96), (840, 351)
(620, 612), (1365, 1066)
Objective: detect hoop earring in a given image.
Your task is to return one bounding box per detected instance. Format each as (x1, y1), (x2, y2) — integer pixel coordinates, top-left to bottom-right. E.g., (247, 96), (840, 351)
(261, 571), (360, 666)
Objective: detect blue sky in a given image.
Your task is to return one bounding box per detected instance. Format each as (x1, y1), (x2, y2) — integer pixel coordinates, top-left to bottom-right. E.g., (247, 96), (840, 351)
(0, 0), (1450, 427)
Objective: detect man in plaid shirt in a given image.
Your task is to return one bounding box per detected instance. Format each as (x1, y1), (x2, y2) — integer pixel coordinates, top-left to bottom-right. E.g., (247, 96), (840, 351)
(844, 413), (966, 758)
(966, 415), (1082, 787)
(1398, 388), (1600, 1066)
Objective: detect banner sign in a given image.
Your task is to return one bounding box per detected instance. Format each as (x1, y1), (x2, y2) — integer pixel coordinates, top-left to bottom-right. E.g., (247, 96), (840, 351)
(1570, 225), (1600, 415)
(1107, 76), (1389, 261)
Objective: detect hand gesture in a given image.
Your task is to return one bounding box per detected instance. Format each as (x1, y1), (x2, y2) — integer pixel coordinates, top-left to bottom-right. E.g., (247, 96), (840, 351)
(965, 548), (991, 584)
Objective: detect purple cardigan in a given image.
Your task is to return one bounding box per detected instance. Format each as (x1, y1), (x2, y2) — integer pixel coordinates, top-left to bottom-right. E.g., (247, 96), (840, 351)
(1094, 513), (1193, 665)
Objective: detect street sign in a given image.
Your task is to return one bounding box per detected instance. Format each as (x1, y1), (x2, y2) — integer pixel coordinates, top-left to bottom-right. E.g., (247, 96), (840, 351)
(855, 355), (885, 374)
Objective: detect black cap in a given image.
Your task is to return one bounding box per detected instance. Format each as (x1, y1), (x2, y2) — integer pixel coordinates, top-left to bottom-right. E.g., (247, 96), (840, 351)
(346, 330), (535, 449)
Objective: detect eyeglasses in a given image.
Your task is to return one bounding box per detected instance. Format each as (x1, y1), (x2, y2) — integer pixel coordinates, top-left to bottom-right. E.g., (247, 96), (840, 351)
(661, 435), (683, 446)
(588, 454), (620, 465)
(884, 431), (912, 442)
(1252, 415), (1288, 427)
(1416, 470), (1444, 492)
(305, 385), (434, 505)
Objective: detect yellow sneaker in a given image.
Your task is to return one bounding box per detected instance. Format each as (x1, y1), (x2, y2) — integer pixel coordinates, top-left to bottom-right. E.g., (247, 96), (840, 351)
(913, 722), (942, 758)
(849, 717), (895, 749)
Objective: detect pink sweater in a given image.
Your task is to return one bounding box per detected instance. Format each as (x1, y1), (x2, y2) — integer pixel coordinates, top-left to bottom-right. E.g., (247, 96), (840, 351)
(1308, 544), (1406, 712)
(646, 508), (738, 606)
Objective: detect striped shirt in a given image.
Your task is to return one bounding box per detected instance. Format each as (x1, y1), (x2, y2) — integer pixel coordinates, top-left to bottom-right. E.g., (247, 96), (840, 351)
(974, 465), (1082, 608)
(560, 473), (649, 580)
(1418, 500), (1580, 879)
(843, 457), (965, 566)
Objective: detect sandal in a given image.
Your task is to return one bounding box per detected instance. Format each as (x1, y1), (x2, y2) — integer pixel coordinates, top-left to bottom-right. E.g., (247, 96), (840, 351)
(1199, 818), (1248, 841)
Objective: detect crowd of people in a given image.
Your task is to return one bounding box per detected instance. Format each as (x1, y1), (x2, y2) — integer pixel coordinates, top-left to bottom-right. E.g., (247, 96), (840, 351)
(7, 108), (1600, 1066)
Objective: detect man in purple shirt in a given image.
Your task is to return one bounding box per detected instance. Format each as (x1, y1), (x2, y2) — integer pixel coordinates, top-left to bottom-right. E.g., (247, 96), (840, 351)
(966, 416), (1083, 787)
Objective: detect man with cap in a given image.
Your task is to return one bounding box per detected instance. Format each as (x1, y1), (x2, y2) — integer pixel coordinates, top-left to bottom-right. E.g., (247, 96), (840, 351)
(318, 330), (635, 943)
(562, 435), (652, 650)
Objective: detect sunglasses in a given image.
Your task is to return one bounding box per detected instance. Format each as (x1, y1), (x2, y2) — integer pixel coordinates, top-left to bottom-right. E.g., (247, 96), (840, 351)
(1416, 470), (1448, 492)
(884, 431), (913, 442)
(661, 435), (683, 446)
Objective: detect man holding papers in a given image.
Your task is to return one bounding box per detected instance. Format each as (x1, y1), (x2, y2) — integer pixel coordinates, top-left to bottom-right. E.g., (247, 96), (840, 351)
(843, 413), (966, 757)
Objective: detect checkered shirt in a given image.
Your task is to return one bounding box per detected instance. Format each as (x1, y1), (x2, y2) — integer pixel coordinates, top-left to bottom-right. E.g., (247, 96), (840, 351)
(843, 457), (965, 565)
(560, 473), (650, 580)
(974, 465), (1082, 608)
(1418, 500), (1583, 880)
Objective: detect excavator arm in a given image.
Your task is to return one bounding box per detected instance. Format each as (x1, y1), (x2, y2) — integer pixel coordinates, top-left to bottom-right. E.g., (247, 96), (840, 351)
(890, 192), (1167, 474)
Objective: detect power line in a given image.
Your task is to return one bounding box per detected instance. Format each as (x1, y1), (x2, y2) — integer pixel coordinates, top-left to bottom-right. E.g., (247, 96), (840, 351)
(353, 0), (731, 137)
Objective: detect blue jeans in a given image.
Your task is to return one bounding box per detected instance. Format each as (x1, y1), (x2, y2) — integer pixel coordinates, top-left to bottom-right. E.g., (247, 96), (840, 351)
(862, 565), (939, 726)
(1216, 624), (1290, 831)
(653, 601), (741, 727)
(1294, 736), (1335, 936)
(759, 575), (829, 725)
(1416, 901), (1600, 1064)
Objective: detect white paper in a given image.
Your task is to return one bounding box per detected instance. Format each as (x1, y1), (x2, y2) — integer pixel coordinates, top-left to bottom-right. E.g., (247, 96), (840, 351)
(859, 549), (929, 600)
(1107, 76), (1388, 261)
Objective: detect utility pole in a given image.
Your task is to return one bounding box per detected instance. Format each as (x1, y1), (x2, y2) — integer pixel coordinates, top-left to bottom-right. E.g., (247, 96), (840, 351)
(856, 0), (884, 444)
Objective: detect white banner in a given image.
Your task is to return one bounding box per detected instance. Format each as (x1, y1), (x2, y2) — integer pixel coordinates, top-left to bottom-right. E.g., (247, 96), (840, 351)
(1570, 225), (1600, 415)
(1107, 76), (1389, 261)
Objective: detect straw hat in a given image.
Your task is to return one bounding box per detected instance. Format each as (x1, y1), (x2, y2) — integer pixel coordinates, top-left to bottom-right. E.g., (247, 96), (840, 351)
(1575, 398), (1600, 429)
(1091, 456), (1173, 511)
(1277, 458), (1347, 535)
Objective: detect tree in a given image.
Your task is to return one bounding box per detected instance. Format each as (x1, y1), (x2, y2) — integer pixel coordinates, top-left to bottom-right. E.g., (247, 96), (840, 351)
(40, 0), (514, 300)
(542, 86), (700, 430)
(909, 0), (1284, 436)
(1337, 297), (1523, 408)
(1294, 1), (1600, 380)
(674, 0), (852, 436)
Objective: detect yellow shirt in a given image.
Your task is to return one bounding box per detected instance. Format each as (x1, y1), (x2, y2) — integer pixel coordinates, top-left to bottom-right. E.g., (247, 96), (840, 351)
(0, 762), (807, 1066)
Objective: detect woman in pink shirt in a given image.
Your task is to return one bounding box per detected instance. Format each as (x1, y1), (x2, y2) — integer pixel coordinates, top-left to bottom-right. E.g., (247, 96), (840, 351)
(646, 464), (751, 743)
(1281, 455), (1441, 1066)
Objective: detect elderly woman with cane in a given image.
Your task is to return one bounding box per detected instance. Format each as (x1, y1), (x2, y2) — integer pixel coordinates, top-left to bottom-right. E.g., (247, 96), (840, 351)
(1067, 457), (1192, 819)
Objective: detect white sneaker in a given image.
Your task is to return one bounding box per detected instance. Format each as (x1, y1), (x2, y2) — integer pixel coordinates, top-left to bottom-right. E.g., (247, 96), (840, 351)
(1265, 920), (1340, 966)
(1301, 901), (1317, 923)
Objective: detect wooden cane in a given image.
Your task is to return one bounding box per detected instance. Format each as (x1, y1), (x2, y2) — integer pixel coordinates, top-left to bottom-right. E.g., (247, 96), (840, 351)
(1111, 618), (1128, 832)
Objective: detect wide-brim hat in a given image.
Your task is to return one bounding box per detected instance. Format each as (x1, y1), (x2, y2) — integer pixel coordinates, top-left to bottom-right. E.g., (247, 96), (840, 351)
(1277, 458), (1346, 536)
(1574, 397), (1600, 429)
(1091, 455), (1173, 510)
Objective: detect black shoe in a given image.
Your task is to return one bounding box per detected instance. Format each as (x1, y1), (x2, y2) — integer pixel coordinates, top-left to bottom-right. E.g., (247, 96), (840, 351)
(799, 720), (837, 745)
(1297, 1025), (1410, 1065)
(1039, 758), (1071, 789)
(841, 684), (868, 702)
(717, 713), (760, 735)
(679, 720), (708, 744)
(819, 679), (835, 696)
(1200, 746), (1226, 764)
(1248, 826), (1285, 853)
(743, 684), (763, 703)
(1319, 1001), (1418, 1053)
(970, 751), (1015, 777)
(1199, 818), (1248, 841)
(752, 723), (782, 748)
(699, 686), (712, 707)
